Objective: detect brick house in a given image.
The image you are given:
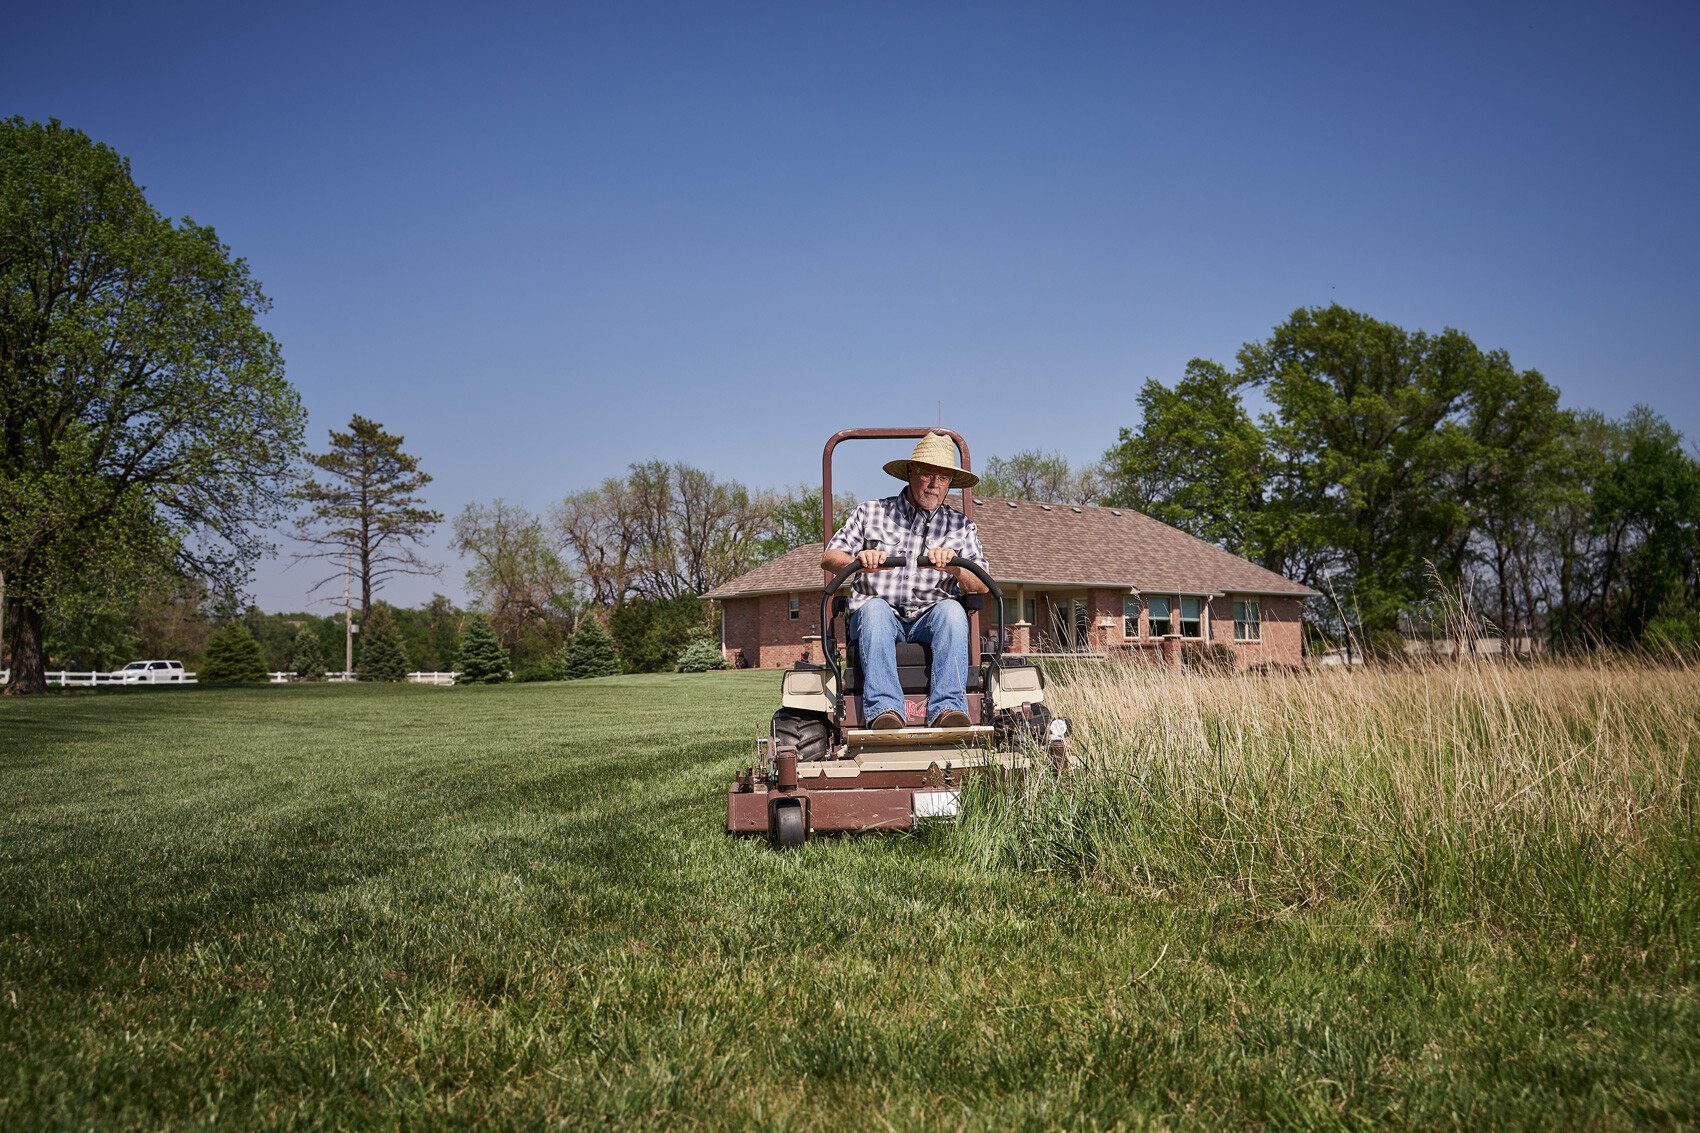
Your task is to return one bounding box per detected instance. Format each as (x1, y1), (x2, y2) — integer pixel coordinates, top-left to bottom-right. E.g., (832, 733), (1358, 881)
(706, 497), (1317, 669)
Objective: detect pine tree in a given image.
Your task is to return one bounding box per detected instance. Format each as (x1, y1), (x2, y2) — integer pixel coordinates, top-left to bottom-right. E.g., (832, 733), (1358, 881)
(290, 625), (325, 680)
(357, 602), (410, 682)
(291, 415), (443, 616)
(454, 613), (510, 684)
(201, 623), (269, 683)
(565, 615), (622, 679)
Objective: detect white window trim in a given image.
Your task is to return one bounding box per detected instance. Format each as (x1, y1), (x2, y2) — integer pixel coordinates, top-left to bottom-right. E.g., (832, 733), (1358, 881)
(1144, 594), (1208, 639)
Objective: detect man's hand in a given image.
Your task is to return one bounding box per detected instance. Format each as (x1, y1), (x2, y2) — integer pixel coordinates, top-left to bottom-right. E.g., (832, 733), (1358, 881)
(926, 546), (988, 593)
(820, 547), (887, 574)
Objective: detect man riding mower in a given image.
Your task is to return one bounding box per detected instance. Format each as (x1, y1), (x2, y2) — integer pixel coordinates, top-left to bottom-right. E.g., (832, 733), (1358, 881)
(727, 429), (1069, 849)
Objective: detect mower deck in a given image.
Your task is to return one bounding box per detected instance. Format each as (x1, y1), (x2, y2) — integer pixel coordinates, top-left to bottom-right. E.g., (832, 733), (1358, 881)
(727, 729), (1031, 840)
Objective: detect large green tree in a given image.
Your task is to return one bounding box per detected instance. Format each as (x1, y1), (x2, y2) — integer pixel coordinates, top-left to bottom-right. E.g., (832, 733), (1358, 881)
(1103, 361), (1297, 569)
(1241, 307), (1494, 630)
(1105, 306), (1566, 636)
(1455, 358), (1571, 643)
(292, 415), (442, 618)
(1, 119), (304, 694)
(1588, 413), (1700, 643)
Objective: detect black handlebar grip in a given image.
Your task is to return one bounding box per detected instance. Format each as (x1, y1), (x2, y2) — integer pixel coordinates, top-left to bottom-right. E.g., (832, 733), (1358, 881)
(825, 553), (1001, 601)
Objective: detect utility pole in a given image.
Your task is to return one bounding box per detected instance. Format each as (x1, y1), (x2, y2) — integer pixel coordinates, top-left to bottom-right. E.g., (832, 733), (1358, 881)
(343, 551), (354, 678)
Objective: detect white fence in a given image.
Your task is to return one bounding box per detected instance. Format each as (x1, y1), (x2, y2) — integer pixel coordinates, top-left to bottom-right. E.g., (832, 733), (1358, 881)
(2, 669), (457, 687)
(271, 671), (460, 685)
(0, 670), (198, 687)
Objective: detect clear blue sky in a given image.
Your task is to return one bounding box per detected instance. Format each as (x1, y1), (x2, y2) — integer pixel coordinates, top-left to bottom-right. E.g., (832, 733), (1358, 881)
(8, 1), (1697, 612)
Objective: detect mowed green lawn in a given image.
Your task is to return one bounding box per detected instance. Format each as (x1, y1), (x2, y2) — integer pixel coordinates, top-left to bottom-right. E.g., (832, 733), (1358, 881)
(2, 674), (1694, 1130)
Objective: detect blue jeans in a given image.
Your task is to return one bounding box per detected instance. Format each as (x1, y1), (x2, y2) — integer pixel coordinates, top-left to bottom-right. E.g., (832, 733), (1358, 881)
(850, 598), (969, 724)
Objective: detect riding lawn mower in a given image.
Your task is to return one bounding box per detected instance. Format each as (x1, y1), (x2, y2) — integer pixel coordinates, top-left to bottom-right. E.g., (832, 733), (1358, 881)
(727, 428), (1070, 849)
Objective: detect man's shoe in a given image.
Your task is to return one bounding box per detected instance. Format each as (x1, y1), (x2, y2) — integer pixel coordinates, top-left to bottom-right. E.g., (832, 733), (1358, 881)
(930, 709), (971, 728)
(869, 711), (905, 730)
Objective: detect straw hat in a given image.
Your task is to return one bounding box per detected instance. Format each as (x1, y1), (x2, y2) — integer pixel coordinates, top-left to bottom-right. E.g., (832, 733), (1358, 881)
(882, 432), (979, 488)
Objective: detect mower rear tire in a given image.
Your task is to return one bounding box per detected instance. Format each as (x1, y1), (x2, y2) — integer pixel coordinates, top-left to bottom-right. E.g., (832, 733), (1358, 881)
(773, 708), (833, 762)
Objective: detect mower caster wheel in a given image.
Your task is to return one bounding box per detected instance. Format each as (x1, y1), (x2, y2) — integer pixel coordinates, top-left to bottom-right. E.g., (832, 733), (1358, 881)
(771, 803), (807, 850)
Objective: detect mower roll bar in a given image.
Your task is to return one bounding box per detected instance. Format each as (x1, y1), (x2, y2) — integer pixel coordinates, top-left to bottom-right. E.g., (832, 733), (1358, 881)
(818, 554), (1005, 717)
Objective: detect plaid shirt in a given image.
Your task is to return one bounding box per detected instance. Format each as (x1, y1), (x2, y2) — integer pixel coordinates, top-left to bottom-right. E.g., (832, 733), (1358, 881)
(826, 492), (990, 619)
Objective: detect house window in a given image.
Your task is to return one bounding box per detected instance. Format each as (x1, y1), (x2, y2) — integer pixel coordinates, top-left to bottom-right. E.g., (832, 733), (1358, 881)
(1147, 596), (1171, 636)
(1179, 597), (1202, 638)
(788, 597), (799, 620)
(1123, 595), (1140, 638)
(1234, 599), (1261, 641)
(1001, 597), (1035, 625)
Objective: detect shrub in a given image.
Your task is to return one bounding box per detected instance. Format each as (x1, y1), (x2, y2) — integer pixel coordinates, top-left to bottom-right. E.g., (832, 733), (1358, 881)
(1180, 642), (1235, 674)
(1363, 627), (1408, 664)
(1644, 612), (1699, 658)
(608, 595), (705, 673)
(356, 603), (410, 682)
(677, 632), (729, 672)
(289, 626), (325, 680)
(514, 654), (568, 682)
(200, 623), (269, 683)
(565, 616), (621, 680)
(454, 614), (510, 684)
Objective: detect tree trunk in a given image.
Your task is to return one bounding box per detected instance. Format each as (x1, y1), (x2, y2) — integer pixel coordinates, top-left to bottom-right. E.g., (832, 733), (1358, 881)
(3, 601), (48, 696)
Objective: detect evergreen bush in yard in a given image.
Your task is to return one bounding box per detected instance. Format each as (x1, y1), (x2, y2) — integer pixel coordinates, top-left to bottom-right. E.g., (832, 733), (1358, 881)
(454, 613), (510, 684)
(290, 626), (325, 680)
(676, 630), (729, 672)
(200, 623), (270, 683)
(514, 653), (567, 682)
(356, 603), (410, 682)
(565, 616), (621, 679)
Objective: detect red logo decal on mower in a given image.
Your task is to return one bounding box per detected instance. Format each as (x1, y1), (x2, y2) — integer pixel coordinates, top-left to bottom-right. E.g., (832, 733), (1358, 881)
(904, 697), (927, 723)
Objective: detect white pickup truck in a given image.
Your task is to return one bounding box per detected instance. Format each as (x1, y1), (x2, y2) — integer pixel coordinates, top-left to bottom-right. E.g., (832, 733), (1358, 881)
(112, 660), (188, 683)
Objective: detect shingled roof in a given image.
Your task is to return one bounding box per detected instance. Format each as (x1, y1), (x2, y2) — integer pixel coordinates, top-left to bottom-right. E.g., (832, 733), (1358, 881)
(705, 498), (1316, 600)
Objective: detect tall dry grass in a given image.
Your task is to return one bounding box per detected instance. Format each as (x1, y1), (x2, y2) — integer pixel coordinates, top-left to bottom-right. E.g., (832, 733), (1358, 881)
(956, 655), (1699, 948)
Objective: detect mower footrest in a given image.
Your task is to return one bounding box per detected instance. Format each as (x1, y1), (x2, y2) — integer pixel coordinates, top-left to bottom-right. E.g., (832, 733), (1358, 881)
(842, 725), (993, 747)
